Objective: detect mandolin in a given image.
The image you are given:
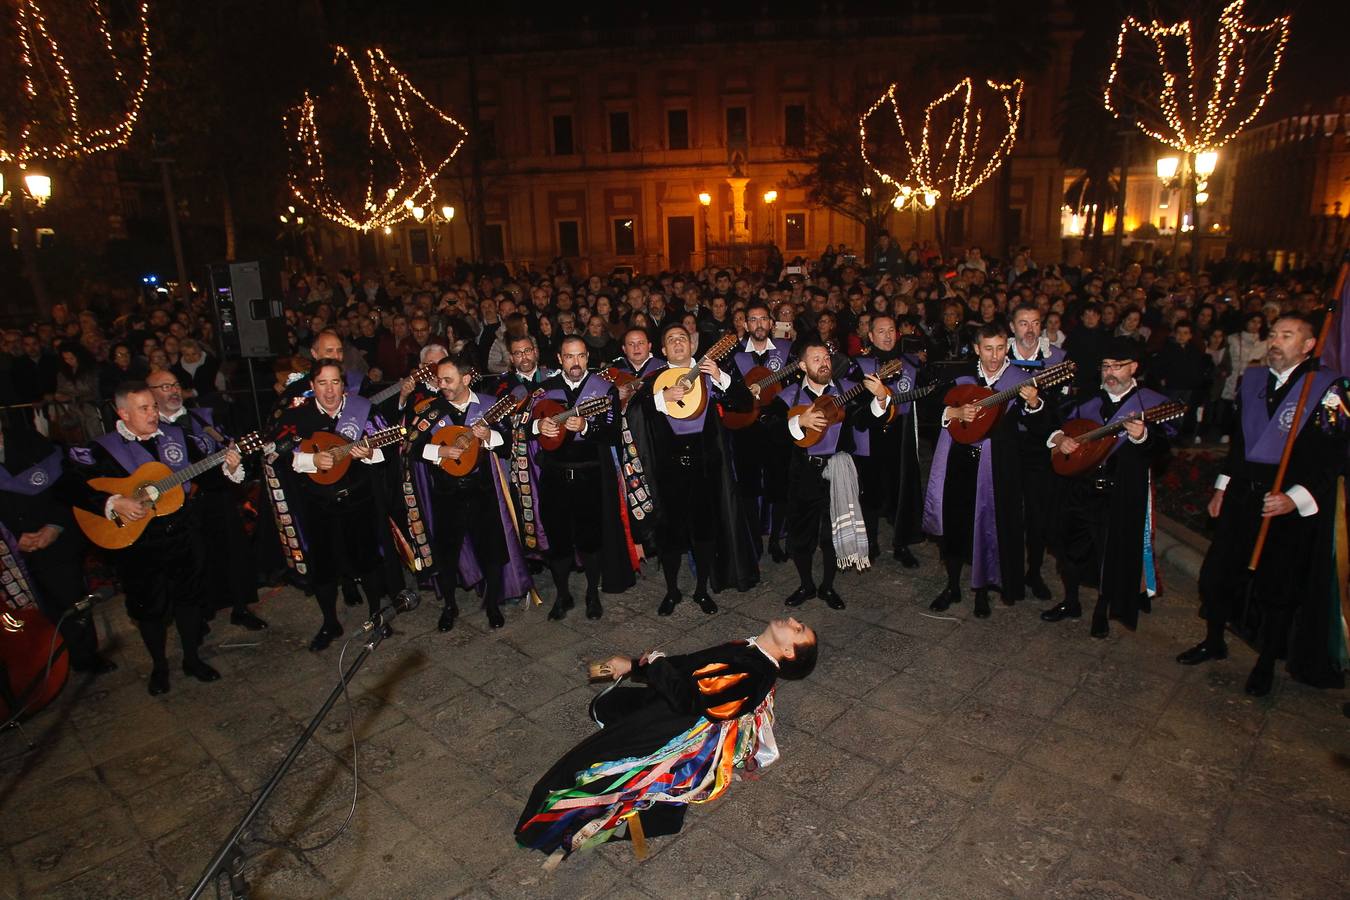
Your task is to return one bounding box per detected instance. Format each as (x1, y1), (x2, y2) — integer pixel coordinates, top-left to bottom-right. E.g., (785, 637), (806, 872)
(430, 390), (530, 477)
(786, 359), (938, 448)
(531, 395), (613, 452)
(650, 332), (739, 421)
(301, 424), (407, 485)
(1051, 401), (1187, 476)
(723, 359), (802, 430)
(944, 360), (1077, 445)
(74, 432), (269, 549)
(600, 366), (664, 410)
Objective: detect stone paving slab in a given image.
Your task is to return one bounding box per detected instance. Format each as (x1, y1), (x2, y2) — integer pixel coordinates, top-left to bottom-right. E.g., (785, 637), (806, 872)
(1, 534), (1347, 899)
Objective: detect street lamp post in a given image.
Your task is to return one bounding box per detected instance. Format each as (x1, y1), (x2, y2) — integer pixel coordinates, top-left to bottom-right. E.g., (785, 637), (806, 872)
(410, 203), (456, 271)
(0, 165), (53, 311)
(762, 189), (777, 244)
(698, 191), (712, 267)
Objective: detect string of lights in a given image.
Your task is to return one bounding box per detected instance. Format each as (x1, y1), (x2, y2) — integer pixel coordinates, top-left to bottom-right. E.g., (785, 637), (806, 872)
(0, 0), (152, 164)
(1103, 0), (1290, 155)
(286, 46), (467, 232)
(858, 77), (1023, 211)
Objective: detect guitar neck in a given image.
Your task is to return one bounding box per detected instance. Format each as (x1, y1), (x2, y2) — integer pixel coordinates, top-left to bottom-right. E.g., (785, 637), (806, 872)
(758, 365), (798, 389)
(335, 428), (401, 458)
(979, 366), (1062, 409)
(369, 381), (402, 406)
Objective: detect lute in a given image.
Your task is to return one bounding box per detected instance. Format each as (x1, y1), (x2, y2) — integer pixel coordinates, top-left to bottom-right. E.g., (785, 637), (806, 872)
(430, 390), (530, 477)
(301, 424), (407, 485)
(650, 332), (740, 420)
(944, 360), (1077, 445)
(1052, 400), (1187, 476)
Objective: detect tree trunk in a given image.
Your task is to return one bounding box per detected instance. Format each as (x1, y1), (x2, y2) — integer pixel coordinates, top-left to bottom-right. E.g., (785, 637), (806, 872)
(219, 168), (238, 262)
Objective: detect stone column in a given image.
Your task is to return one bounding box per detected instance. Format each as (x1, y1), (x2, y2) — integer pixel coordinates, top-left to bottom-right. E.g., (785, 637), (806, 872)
(726, 177), (750, 242)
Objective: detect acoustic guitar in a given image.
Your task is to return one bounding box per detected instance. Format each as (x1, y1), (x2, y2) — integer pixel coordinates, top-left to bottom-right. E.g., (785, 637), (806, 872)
(74, 431), (269, 550)
(722, 360), (802, 430)
(786, 359), (938, 448)
(650, 332), (740, 420)
(301, 424), (407, 485)
(430, 390), (530, 477)
(1051, 400), (1187, 476)
(944, 360), (1077, 445)
(531, 395), (613, 452)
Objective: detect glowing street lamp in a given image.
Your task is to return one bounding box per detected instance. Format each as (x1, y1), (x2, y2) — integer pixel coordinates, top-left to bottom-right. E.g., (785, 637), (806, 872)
(1194, 150), (1219, 179)
(23, 173), (52, 206)
(1156, 156), (1180, 181)
(698, 192), (712, 206)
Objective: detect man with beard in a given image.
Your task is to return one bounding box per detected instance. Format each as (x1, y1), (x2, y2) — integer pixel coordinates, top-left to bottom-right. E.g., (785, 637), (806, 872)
(1179, 315), (1350, 696)
(852, 314), (924, 567)
(728, 303), (792, 561)
(924, 324), (1048, 618)
(527, 336), (633, 620)
(405, 354), (517, 630)
(147, 368), (267, 631)
(1042, 338), (1174, 638)
(768, 340), (891, 609)
(638, 325), (757, 615)
(1008, 304), (1068, 600)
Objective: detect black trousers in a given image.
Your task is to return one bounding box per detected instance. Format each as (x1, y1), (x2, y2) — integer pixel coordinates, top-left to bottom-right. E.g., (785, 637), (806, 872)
(197, 488), (257, 614)
(786, 455), (838, 587)
(116, 513), (207, 670)
(1019, 451), (1053, 574)
(939, 444), (980, 562)
(303, 494), (386, 626)
(24, 531), (99, 669)
(431, 482), (507, 607)
(539, 465), (605, 558)
(1055, 478), (1109, 597)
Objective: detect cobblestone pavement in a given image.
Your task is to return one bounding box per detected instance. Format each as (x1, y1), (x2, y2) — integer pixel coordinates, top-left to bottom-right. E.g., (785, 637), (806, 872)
(2, 538), (1347, 899)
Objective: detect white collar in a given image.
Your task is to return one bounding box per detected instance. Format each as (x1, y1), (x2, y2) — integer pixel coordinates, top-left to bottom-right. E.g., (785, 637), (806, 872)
(160, 407), (188, 423)
(516, 365), (538, 379)
(1011, 340), (1040, 361)
(316, 396), (346, 420)
(978, 358), (1012, 383)
(449, 391), (480, 412)
(628, 354), (654, 370)
(116, 420), (163, 442)
(1104, 380), (1137, 403)
(746, 637), (779, 668)
(562, 372), (587, 391)
(1269, 363), (1301, 388)
(745, 337), (778, 354)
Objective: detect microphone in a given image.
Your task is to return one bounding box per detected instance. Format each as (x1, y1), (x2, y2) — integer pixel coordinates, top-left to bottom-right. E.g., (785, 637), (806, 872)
(73, 586), (117, 616)
(360, 590), (420, 633)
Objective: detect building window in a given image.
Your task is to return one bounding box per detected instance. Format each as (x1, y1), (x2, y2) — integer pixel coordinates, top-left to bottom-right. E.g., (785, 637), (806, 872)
(476, 119), (497, 159)
(725, 106), (747, 146)
(408, 228), (432, 265)
(784, 213), (807, 251)
(784, 104), (806, 149)
(667, 109), (689, 150)
(609, 111), (632, 152)
(557, 220), (581, 258)
(482, 223), (506, 260)
(552, 114), (574, 155)
(613, 218), (636, 256)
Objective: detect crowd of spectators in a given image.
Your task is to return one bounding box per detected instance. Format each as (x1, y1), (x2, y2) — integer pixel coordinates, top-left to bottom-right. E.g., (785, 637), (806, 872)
(1, 235), (1338, 447)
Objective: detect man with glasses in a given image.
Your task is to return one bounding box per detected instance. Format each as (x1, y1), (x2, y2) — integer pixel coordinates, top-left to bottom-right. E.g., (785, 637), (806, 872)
(1042, 339), (1173, 638)
(147, 369), (267, 632)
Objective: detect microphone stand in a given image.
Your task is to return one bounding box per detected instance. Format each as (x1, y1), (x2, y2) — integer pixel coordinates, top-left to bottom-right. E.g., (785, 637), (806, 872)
(188, 626), (390, 900)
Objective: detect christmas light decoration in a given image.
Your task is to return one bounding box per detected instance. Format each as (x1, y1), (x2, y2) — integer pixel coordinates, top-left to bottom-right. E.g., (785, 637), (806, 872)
(1104, 0), (1290, 154)
(287, 46), (467, 232)
(1, 0), (152, 163)
(859, 77), (1023, 209)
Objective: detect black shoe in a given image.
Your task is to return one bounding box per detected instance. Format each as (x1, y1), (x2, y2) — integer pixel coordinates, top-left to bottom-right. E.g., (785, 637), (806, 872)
(1176, 641), (1228, 665)
(183, 660), (222, 683)
(585, 593), (603, 620)
(819, 586), (845, 610)
(1089, 615), (1109, 639)
(658, 591), (681, 616)
(1040, 601), (1082, 623)
(147, 668), (170, 696)
(309, 624), (343, 652)
(230, 609), (268, 631)
(929, 586), (960, 612)
(973, 590), (991, 619)
(1025, 570), (1051, 601)
(438, 606), (457, 632)
(768, 541), (789, 563)
(548, 595), (572, 621)
(74, 655), (119, 676)
(485, 604), (505, 630)
(1138, 592), (1152, 614)
(784, 585), (816, 608)
(893, 546), (919, 568)
(1245, 665), (1274, 697)
(693, 592), (718, 615)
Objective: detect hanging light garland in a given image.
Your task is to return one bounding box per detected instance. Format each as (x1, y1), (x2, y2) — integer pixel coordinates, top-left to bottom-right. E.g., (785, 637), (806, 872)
(1103, 0), (1290, 155)
(859, 77), (1023, 210)
(287, 46), (467, 232)
(0, 0), (152, 164)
